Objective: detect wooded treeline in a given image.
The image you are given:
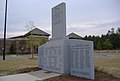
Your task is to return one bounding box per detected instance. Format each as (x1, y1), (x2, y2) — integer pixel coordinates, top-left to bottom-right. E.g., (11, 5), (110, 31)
(83, 28), (120, 50)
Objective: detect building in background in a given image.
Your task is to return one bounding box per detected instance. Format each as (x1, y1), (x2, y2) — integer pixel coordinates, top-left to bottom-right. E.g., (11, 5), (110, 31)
(0, 28), (82, 54)
(0, 28), (50, 54)
(67, 32), (82, 39)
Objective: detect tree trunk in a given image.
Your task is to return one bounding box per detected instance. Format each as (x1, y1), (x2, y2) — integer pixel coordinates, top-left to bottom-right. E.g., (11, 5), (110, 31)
(31, 47), (34, 58)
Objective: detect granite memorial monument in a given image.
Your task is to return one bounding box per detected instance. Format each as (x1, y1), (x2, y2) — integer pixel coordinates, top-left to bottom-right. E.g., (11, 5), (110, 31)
(38, 2), (94, 79)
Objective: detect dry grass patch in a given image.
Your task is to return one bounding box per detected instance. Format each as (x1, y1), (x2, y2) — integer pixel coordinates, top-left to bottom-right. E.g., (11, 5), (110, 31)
(0, 59), (38, 76)
(40, 58), (120, 81)
(94, 50), (120, 56)
(94, 57), (120, 78)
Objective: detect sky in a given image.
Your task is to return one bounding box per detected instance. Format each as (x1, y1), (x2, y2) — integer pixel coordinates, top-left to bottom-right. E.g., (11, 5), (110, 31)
(0, 0), (120, 38)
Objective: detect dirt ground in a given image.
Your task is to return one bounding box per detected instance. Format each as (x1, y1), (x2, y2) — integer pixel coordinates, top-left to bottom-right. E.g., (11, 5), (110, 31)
(40, 70), (120, 81)
(4, 66), (120, 81)
(17, 67), (41, 73)
(1, 66), (120, 81)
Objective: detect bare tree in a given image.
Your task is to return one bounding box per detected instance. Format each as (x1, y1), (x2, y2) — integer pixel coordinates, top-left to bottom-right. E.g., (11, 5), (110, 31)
(25, 21), (36, 58)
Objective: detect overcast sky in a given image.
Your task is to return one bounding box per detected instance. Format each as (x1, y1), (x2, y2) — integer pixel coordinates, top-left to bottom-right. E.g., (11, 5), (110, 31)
(0, 0), (120, 38)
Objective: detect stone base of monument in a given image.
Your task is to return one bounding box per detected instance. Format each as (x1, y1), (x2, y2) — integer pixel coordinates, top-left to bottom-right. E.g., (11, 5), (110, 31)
(69, 39), (94, 79)
(38, 39), (94, 79)
(38, 38), (70, 74)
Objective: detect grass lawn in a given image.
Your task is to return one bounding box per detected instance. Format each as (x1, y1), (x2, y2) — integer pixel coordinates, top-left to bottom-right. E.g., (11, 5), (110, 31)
(40, 57), (120, 81)
(0, 59), (38, 76)
(0, 55), (120, 79)
(94, 57), (120, 78)
(94, 50), (120, 56)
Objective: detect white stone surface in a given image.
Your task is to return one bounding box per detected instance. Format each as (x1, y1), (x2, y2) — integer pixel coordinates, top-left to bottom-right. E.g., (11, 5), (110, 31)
(0, 73), (42, 81)
(38, 39), (94, 79)
(38, 44), (45, 68)
(43, 39), (70, 74)
(52, 2), (66, 39)
(38, 2), (94, 80)
(69, 40), (94, 79)
(0, 70), (60, 81)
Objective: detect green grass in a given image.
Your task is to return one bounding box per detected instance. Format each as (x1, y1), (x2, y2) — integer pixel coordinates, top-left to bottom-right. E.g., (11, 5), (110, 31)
(0, 54), (120, 78)
(94, 57), (120, 78)
(0, 59), (38, 76)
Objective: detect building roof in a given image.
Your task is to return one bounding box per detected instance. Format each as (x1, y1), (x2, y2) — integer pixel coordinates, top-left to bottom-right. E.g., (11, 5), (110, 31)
(9, 28), (50, 39)
(67, 32), (82, 39)
(24, 28), (50, 36)
(9, 35), (25, 39)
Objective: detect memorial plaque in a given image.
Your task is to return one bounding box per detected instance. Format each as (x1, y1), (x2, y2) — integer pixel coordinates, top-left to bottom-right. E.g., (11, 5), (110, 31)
(43, 39), (69, 74)
(70, 40), (94, 79)
(38, 44), (45, 68)
(52, 2), (66, 39)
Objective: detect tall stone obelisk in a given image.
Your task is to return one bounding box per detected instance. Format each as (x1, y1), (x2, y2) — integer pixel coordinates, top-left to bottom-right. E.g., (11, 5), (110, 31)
(52, 2), (66, 40)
